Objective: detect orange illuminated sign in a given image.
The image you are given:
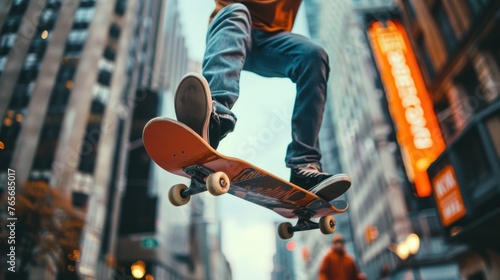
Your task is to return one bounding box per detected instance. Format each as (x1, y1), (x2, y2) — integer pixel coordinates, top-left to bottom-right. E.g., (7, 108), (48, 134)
(368, 21), (446, 197)
(432, 165), (466, 226)
(365, 225), (379, 243)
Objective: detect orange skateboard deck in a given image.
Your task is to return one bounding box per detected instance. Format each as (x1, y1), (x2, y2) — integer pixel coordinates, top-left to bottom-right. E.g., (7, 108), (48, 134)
(143, 117), (348, 239)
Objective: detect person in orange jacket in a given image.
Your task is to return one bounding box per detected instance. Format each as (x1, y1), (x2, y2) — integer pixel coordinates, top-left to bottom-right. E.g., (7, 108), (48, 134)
(174, 0), (351, 201)
(319, 234), (366, 280)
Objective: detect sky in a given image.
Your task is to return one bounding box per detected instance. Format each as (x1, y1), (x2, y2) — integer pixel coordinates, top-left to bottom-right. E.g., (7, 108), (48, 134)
(176, 1), (312, 279)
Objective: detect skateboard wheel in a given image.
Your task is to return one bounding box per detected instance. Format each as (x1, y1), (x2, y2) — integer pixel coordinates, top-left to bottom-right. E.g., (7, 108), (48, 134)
(319, 216), (336, 234)
(168, 184), (190, 206)
(206, 172), (230, 196)
(277, 222), (294, 240)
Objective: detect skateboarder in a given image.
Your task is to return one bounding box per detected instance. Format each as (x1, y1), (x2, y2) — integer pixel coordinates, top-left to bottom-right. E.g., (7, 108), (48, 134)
(174, 0), (351, 201)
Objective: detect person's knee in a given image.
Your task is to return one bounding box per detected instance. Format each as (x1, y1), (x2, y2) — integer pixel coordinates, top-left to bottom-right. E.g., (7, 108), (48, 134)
(221, 3), (251, 21)
(298, 45), (329, 76)
(306, 45), (329, 66)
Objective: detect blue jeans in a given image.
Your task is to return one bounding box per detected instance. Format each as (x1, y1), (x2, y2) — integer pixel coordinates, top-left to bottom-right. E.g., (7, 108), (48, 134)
(202, 3), (330, 168)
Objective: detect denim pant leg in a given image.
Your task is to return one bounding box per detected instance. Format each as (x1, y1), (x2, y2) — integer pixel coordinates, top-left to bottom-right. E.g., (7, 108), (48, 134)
(202, 3), (251, 117)
(245, 31), (330, 167)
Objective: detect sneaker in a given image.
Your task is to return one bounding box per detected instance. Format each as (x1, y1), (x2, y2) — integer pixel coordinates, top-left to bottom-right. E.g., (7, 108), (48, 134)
(175, 72), (212, 142)
(174, 73), (235, 149)
(290, 163), (351, 201)
(208, 106), (236, 149)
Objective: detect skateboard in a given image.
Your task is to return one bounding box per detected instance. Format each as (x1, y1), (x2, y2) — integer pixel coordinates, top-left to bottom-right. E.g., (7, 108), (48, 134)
(142, 117), (348, 239)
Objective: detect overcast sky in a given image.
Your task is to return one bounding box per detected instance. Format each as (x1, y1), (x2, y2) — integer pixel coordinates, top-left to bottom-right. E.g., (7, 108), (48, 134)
(176, 1), (311, 279)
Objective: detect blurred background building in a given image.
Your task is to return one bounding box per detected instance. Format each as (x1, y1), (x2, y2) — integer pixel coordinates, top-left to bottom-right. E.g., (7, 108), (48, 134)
(1, 0), (499, 279)
(271, 223), (297, 280)
(314, 0), (423, 278)
(299, 0), (499, 279)
(398, 0), (500, 279)
(0, 0), (230, 279)
(300, 1), (363, 278)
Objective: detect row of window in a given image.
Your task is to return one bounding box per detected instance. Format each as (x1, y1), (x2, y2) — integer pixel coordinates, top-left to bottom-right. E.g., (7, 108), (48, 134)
(0, 0), (29, 73)
(408, 1), (500, 142)
(30, 1), (97, 172)
(77, 0), (126, 175)
(411, 0), (496, 80)
(0, 0), (65, 170)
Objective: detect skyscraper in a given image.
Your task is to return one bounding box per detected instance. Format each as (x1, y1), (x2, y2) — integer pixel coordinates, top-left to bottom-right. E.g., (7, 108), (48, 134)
(299, 0), (460, 278)
(398, 0), (500, 278)
(272, 222), (297, 280)
(0, 0), (202, 278)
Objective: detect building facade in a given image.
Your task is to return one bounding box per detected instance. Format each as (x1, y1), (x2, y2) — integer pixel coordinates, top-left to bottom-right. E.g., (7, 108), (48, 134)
(300, 1), (360, 279)
(272, 222), (297, 280)
(398, 0), (500, 279)
(0, 0), (231, 279)
(300, 0), (466, 279)
(318, 1), (414, 277)
(0, 0), (138, 277)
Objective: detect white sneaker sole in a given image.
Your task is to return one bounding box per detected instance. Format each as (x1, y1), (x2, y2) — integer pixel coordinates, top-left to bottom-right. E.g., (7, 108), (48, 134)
(174, 73), (212, 142)
(310, 173), (352, 201)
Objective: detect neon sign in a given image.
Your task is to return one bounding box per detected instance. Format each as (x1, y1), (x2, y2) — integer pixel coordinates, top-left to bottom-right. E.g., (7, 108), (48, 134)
(368, 20), (446, 197)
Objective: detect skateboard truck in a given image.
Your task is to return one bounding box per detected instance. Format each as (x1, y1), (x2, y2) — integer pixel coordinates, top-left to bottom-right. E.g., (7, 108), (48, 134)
(168, 165), (231, 206)
(277, 209), (336, 239)
(182, 165), (212, 196)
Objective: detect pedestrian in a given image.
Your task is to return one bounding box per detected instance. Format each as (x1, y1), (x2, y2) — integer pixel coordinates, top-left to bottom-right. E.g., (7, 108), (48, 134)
(319, 234), (365, 280)
(379, 263), (390, 279)
(174, 1), (352, 201)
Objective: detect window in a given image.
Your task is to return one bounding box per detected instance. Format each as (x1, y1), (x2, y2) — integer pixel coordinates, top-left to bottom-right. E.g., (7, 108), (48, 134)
(456, 128), (491, 187)
(98, 58), (115, 72)
(1, 17), (21, 33)
(416, 35), (436, 79)
(454, 63), (488, 112)
(403, 0), (416, 18)
(0, 33), (17, 48)
(67, 29), (88, 43)
(473, 51), (500, 102)
(46, 0), (62, 9)
(23, 53), (38, 69)
(103, 47), (116, 61)
(92, 84), (110, 105)
(74, 7), (95, 23)
(109, 23), (121, 39)
(467, 0), (491, 16)
(79, 0), (96, 8)
(78, 120), (101, 174)
(431, 1), (458, 55)
(97, 70), (112, 86)
(10, 0), (29, 15)
(114, 0), (127, 16)
(32, 115), (63, 170)
(17, 69), (38, 84)
(40, 8), (56, 23)
(0, 57), (6, 70)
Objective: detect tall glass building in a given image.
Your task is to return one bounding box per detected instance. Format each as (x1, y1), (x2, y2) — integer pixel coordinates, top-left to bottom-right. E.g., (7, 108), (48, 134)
(0, 0), (231, 279)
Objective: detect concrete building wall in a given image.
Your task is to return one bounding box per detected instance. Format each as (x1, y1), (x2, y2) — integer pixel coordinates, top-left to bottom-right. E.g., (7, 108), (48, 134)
(303, 0), (416, 278)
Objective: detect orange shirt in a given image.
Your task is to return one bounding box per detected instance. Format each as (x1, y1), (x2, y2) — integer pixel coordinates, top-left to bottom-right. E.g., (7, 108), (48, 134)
(318, 250), (361, 280)
(211, 0), (302, 32)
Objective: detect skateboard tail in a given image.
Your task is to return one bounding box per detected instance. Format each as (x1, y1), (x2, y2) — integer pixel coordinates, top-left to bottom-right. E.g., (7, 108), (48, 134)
(143, 117), (216, 176)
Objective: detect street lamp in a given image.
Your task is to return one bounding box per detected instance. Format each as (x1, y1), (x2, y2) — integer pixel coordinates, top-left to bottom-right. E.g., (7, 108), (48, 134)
(393, 233), (420, 260)
(395, 242), (410, 260)
(131, 260), (146, 279)
(406, 233), (420, 255)
(391, 233), (422, 280)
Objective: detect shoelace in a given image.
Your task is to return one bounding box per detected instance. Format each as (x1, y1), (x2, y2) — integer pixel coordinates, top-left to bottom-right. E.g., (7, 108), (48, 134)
(296, 163), (328, 178)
